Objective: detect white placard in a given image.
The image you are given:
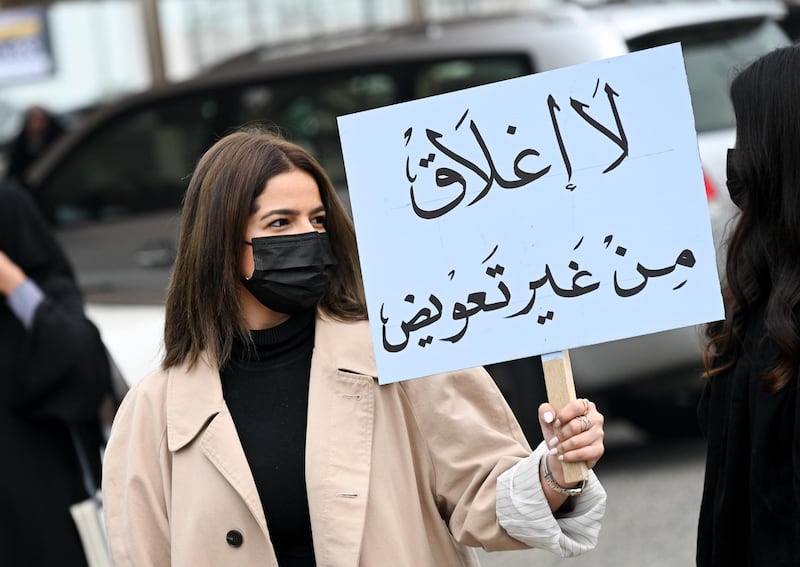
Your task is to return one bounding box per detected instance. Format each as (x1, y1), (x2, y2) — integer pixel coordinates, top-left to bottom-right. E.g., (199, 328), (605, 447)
(338, 43), (724, 384)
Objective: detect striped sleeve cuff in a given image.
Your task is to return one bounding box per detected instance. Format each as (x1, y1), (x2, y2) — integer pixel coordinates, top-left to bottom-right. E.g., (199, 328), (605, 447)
(6, 278), (44, 330)
(496, 441), (607, 557)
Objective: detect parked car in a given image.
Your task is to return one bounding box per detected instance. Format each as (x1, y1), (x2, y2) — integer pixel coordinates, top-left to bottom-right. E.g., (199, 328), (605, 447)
(23, 0), (789, 437)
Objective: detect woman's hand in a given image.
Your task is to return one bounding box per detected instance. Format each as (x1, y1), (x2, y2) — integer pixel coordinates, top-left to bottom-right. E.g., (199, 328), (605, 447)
(538, 398), (604, 504)
(0, 251), (26, 296)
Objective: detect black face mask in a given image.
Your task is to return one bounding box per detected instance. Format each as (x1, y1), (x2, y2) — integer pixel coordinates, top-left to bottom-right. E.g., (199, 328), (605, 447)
(726, 148), (745, 209)
(242, 231), (338, 314)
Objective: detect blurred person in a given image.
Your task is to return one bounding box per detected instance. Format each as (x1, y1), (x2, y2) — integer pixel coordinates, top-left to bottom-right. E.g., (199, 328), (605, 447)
(699, 44), (800, 566)
(5, 105), (65, 184)
(0, 181), (112, 566)
(102, 129), (607, 566)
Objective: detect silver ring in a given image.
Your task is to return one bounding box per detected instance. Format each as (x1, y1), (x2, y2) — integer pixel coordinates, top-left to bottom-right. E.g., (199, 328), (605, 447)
(581, 398), (590, 415)
(577, 415), (593, 433)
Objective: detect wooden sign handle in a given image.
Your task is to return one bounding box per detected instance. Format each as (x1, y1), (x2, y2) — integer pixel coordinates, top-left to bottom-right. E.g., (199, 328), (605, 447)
(540, 349), (589, 484)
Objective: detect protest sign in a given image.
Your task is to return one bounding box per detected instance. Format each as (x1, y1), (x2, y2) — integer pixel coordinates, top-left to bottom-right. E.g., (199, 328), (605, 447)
(338, 43), (724, 385)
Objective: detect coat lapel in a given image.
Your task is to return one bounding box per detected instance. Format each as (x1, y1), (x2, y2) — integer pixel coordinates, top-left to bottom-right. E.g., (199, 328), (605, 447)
(163, 316), (380, 566)
(165, 358), (271, 543)
(306, 315), (378, 567)
(198, 410), (272, 542)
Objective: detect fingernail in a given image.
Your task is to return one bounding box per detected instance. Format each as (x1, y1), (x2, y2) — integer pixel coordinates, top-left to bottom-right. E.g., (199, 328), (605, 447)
(543, 411), (554, 424)
(548, 447), (557, 455)
(554, 419), (562, 428)
(548, 436), (558, 448)
(557, 454), (564, 461)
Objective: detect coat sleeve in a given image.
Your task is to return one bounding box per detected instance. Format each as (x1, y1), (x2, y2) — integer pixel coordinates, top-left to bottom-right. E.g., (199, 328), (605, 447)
(12, 274), (112, 422)
(496, 441), (606, 556)
(398, 367), (534, 551)
(400, 367), (606, 554)
(102, 372), (172, 567)
(0, 183), (112, 422)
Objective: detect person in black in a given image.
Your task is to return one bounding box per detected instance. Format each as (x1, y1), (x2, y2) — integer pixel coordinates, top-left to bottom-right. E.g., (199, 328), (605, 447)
(5, 105), (64, 184)
(0, 181), (112, 566)
(698, 45), (800, 566)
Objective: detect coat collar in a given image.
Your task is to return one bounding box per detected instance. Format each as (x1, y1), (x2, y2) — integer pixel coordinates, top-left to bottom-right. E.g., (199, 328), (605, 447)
(165, 353), (225, 452)
(165, 353), (275, 549)
(165, 312), (378, 452)
(313, 312), (378, 378)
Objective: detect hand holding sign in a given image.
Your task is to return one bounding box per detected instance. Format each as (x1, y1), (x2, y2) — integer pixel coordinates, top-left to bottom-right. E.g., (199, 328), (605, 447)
(541, 350), (591, 484)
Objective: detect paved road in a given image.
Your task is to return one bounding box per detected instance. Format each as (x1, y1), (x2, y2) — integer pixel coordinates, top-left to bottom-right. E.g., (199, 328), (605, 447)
(478, 420), (706, 567)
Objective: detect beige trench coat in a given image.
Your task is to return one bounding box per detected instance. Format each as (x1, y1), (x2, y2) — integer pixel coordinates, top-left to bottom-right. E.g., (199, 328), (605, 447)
(102, 313), (537, 566)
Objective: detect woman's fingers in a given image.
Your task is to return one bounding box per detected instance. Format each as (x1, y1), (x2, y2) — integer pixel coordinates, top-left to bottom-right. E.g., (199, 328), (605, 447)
(548, 399), (605, 469)
(538, 402), (557, 441)
(553, 398), (596, 427)
(538, 403), (557, 426)
(556, 426), (605, 468)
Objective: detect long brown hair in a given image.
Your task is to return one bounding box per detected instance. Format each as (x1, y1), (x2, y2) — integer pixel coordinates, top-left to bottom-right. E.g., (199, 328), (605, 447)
(704, 46), (800, 392)
(163, 127), (366, 370)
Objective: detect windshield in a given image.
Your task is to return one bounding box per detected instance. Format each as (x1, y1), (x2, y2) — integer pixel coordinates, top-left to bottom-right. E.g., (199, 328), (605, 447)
(627, 19), (789, 132)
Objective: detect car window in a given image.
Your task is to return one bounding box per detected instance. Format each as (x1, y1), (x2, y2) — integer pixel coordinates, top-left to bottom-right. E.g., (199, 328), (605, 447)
(38, 55), (531, 223)
(40, 94), (221, 226)
(234, 56), (529, 187)
(415, 57), (530, 97)
(237, 71), (399, 187)
(627, 19), (788, 132)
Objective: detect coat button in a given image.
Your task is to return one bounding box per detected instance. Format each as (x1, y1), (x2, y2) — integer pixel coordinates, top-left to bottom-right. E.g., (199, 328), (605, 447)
(226, 530), (244, 547)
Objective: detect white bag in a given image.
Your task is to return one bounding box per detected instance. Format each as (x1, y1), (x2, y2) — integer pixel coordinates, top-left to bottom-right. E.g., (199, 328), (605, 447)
(70, 493), (111, 567)
(70, 428), (112, 567)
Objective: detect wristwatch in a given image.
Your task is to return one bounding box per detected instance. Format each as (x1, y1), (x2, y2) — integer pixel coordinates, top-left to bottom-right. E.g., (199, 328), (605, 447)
(539, 454), (586, 496)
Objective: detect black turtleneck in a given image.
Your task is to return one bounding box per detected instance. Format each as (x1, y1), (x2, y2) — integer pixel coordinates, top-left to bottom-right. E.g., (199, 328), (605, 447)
(221, 310), (316, 566)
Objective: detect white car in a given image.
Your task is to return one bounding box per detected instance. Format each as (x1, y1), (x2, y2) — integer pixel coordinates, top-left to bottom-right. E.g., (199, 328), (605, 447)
(28, 0), (789, 437)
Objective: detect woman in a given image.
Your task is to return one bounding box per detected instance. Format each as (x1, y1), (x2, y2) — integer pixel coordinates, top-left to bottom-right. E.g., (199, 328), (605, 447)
(5, 105), (65, 184)
(0, 182), (111, 566)
(699, 45), (800, 566)
(102, 129), (606, 566)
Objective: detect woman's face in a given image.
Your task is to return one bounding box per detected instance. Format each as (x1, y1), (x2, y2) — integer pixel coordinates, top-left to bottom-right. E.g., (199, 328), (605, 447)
(26, 108), (48, 136)
(240, 168), (327, 278)
(238, 168), (327, 328)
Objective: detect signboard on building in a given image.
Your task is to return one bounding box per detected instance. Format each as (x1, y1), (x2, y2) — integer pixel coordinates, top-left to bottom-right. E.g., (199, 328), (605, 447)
(0, 6), (54, 84)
